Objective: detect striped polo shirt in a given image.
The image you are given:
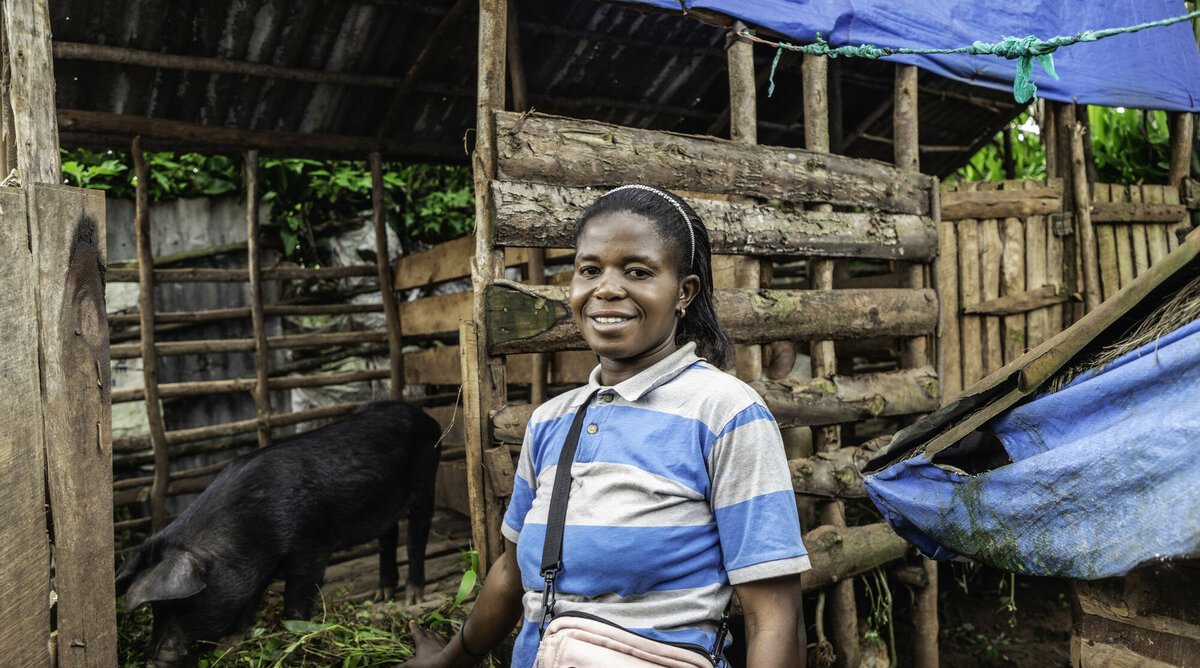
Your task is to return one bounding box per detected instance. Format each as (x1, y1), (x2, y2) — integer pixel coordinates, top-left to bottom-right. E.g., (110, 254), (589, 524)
(502, 342), (809, 667)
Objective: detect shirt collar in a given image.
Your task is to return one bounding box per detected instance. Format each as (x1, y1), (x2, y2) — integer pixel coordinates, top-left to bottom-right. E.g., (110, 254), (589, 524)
(571, 342), (701, 406)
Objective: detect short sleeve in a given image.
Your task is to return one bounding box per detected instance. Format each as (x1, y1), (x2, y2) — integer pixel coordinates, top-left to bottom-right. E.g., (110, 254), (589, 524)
(709, 402), (810, 584)
(502, 422), (537, 543)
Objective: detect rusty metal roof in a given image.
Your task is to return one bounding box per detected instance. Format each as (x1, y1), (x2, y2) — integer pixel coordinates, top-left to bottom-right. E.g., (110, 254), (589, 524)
(50, 0), (1021, 175)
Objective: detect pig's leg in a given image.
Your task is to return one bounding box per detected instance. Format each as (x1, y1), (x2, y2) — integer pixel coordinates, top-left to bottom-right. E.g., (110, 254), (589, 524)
(281, 556), (328, 620)
(375, 522), (399, 602)
(405, 493), (435, 605)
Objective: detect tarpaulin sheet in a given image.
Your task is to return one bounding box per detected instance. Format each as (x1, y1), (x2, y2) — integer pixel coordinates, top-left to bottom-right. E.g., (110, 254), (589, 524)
(862, 317), (1200, 579)
(627, 1), (1200, 111)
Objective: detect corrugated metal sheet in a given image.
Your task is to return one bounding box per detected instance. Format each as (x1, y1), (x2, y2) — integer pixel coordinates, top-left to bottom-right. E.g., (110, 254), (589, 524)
(50, 0), (1021, 175)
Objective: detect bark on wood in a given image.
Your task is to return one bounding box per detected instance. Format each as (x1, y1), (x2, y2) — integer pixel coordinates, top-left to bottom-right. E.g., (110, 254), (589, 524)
(133, 139), (171, 531)
(1168, 112), (1194, 189)
(33, 185), (116, 666)
(5, 0), (58, 184)
(371, 153), (405, 399)
(1071, 124), (1102, 312)
(483, 282), (938, 354)
(106, 264), (376, 283)
(245, 150), (272, 448)
(1090, 201), (1189, 224)
(803, 523), (910, 591)
(961, 284), (1066, 316)
(1024, 180), (1050, 348)
(939, 186), (1062, 220)
(0, 187), (51, 667)
(753, 366), (940, 428)
(58, 109), (464, 161)
(788, 436), (890, 498)
(494, 111), (932, 216)
(492, 180), (937, 260)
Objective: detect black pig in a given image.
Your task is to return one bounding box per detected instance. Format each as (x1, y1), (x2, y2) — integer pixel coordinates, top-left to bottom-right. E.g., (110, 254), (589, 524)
(115, 400), (441, 667)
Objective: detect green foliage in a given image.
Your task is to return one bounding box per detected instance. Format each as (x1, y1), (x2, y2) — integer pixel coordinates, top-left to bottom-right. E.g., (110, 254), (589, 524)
(60, 148), (475, 262)
(953, 111), (1046, 182)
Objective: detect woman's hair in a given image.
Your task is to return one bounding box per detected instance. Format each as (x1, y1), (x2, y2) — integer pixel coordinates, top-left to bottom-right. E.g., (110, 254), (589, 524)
(573, 185), (734, 369)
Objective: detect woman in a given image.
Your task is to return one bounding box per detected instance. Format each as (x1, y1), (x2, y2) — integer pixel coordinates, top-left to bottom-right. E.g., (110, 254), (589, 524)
(406, 185), (808, 667)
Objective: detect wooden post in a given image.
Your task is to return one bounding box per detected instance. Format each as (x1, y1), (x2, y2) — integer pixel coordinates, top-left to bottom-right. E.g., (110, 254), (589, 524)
(3, 0), (57, 184)
(803, 51), (861, 668)
(1054, 103), (1080, 325)
(245, 150), (271, 447)
(1070, 123), (1102, 312)
(894, 63), (939, 668)
(1169, 112), (1194, 189)
(370, 152), (405, 400)
(133, 138), (171, 532)
(727, 22), (764, 381)
(1042, 102), (1058, 180)
(507, 1), (547, 406)
(468, 0), (511, 571)
(0, 187), (52, 667)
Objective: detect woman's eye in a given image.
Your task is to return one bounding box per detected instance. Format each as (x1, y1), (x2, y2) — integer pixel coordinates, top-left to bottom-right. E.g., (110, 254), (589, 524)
(628, 268), (651, 279)
(578, 266), (600, 277)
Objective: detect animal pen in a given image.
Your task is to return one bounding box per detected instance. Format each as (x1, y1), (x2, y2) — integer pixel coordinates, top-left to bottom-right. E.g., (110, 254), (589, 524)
(0, 0), (1197, 667)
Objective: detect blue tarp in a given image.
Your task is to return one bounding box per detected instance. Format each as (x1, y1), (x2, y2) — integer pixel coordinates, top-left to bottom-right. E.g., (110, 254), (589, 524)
(863, 317), (1200, 579)
(627, 1), (1200, 111)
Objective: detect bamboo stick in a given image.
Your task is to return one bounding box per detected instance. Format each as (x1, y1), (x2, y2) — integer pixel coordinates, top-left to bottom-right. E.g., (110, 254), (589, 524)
(132, 137), (170, 533)
(370, 152), (405, 400)
(1070, 124), (1102, 312)
(803, 52), (860, 668)
(245, 150), (271, 448)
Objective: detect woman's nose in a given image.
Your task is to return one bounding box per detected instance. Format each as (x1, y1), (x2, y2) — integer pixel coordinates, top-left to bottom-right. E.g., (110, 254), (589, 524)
(593, 270), (625, 299)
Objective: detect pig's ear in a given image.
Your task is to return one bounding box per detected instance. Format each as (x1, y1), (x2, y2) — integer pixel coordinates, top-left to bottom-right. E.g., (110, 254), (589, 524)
(114, 547), (148, 596)
(122, 552), (206, 612)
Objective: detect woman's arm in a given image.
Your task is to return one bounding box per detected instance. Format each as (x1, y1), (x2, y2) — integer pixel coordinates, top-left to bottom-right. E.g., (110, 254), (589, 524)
(735, 573), (807, 668)
(404, 540), (526, 667)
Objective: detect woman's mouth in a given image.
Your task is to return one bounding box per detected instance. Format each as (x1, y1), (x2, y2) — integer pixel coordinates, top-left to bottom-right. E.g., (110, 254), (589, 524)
(588, 313), (635, 333)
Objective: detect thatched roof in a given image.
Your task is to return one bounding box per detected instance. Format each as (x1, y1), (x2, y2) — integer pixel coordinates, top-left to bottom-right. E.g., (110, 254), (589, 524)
(50, 0), (1022, 175)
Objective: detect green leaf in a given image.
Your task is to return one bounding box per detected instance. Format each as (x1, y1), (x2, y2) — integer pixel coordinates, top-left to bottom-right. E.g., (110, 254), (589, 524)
(282, 619), (326, 633)
(454, 569), (478, 607)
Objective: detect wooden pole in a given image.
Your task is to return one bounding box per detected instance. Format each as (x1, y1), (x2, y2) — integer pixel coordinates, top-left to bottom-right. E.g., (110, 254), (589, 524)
(245, 150), (271, 447)
(1054, 103), (1080, 325)
(467, 0), (511, 573)
(0, 11), (14, 176)
(894, 64), (939, 668)
(728, 22), (764, 381)
(803, 51), (861, 668)
(3, 0), (57, 184)
(132, 138), (170, 532)
(1070, 123), (1102, 312)
(1169, 111), (1194, 188)
(370, 152), (405, 400)
(507, 1), (547, 406)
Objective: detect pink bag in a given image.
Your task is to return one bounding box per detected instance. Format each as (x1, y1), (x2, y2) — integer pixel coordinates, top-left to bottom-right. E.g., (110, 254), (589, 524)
(536, 613), (717, 668)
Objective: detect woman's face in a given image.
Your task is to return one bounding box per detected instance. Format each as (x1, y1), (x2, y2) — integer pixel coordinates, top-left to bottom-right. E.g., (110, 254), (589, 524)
(570, 211), (698, 385)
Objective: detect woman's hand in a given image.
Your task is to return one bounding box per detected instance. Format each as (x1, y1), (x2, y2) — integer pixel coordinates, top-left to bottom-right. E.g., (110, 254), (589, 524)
(401, 621), (450, 667)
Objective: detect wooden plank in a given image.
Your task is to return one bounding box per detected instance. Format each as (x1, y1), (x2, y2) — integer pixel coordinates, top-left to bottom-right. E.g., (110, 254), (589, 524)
(1001, 186), (1027, 362)
(962, 284), (1066, 316)
(1024, 179), (1050, 348)
(1144, 185), (1171, 266)
(401, 291), (472, 336)
(371, 153), (405, 399)
(1045, 179), (1065, 334)
(979, 197), (1004, 373)
(427, 404), (465, 449)
(957, 189), (984, 387)
(392, 235), (572, 291)
(940, 185), (1062, 220)
(1164, 180), (1187, 253)
(245, 151), (272, 448)
(1129, 187), (1151, 278)
(0, 188), (52, 666)
(1113, 185), (1135, 292)
(1094, 185), (1120, 302)
(493, 180), (938, 260)
(32, 184), (116, 666)
(937, 206), (963, 401)
(5, 0), (59, 184)
(484, 283), (938, 354)
(495, 111), (932, 216)
(1089, 201), (1190, 224)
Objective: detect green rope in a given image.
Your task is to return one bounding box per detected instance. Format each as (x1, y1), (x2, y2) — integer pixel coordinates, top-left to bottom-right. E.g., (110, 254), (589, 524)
(750, 9), (1200, 103)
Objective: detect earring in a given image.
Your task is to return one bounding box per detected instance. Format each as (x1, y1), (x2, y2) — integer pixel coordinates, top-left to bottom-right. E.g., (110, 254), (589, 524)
(677, 306), (686, 318)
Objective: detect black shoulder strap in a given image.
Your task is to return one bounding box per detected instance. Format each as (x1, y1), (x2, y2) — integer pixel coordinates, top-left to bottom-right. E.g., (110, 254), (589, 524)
(540, 389), (598, 578)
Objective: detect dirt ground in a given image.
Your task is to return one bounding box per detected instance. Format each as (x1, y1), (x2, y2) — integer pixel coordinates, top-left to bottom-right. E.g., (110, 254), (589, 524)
(937, 562), (1073, 667)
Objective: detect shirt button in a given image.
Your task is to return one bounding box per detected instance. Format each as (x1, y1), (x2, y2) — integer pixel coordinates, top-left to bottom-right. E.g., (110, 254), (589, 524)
(587, 424), (598, 435)
(601, 393), (614, 403)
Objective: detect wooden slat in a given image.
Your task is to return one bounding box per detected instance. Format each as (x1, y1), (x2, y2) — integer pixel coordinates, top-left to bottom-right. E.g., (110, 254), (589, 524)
(483, 282), (937, 354)
(962, 284), (1066, 316)
(1001, 186), (1027, 362)
(940, 184), (1062, 220)
(1113, 185), (1136, 291)
(105, 264), (377, 283)
(492, 180), (937, 260)
(1045, 180), (1065, 334)
(0, 188), (52, 667)
(957, 184), (985, 387)
(1163, 180), (1187, 253)
(937, 211), (962, 401)
(107, 302), (385, 326)
(495, 111), (932, 215)
(33, 185), (116, 665)
(392, 235), (572, 291)
(1129, 186), (1151, 279)
(1094, 186), (1121, 302)
(1144, 185), (1171, 266)
(980, 190), (1004, 373)
(1090, 201), (1190, 223)
(246, 151), (272, 448)
(1024, 180), (1050, 348)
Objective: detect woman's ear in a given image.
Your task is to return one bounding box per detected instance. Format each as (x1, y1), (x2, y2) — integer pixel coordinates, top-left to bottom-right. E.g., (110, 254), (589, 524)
(678, 274), (700, 310)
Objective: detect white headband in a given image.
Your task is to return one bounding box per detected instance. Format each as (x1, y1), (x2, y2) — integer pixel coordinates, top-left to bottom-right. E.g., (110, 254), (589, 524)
(601, 184), (695, 269)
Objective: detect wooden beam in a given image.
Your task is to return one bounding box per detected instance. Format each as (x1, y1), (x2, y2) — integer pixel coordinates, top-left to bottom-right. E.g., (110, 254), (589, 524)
(962, 284), (1067, 316)
(371, 153), (405, 400)
(391, 235), (573, 291)
(4, 0), (58, 183)
(940, 184), (1063, 220)
(755, 366), (940, 428)
(0, 187), (52, 667)
(484, 283), (938, 354)
(803, 524), (909, 592)
(53, 41), (403, 89)
(132, 138), (171, 531)
(495, 111), (933, 216)
(57, 109), (465, 161)
(492, 181), (937, 260)
(245, 150), (271, 448)
(789, 437), (889, 498)
(1089, 201), (1189, 224)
